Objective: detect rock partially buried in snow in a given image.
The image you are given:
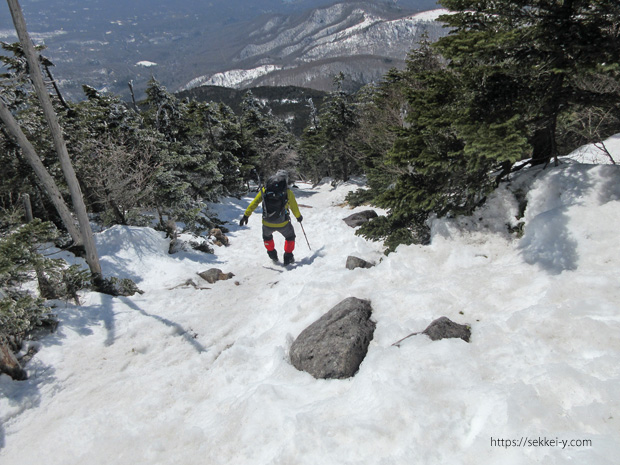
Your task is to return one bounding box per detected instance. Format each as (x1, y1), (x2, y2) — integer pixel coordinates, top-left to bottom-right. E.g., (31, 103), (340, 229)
(209, 228), (229, 247)
(289, 297), (375, 379)
(392, 316), (471, 346)
(0, 338), (27, 380)
(422, 317), (471, 342)
(198, 268), (235, 284)
(346, 256), (375, 270)
(343, 210), (378, 227)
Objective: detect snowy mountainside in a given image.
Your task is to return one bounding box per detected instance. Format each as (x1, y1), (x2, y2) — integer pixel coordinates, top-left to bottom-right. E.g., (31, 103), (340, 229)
(1, 137), (619, 463)
(180, 4), (448, 91)
(0, 0), (439, 101)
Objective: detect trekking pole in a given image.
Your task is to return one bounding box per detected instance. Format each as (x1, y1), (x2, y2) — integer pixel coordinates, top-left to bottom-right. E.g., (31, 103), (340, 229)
(299, 221), (311, 250)
(256, 170), (267, 213)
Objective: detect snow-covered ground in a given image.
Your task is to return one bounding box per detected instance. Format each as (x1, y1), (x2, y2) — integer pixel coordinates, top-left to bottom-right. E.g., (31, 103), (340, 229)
(1, 138), (620, 464)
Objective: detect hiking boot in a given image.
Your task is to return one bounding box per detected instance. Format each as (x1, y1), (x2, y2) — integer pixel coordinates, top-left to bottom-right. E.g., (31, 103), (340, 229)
(283, 252), (295, 266)
(267, 249), (278, 262)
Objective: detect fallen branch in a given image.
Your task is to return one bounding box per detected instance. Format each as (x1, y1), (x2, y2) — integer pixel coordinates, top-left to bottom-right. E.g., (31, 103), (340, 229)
(391, 331), (420, 347)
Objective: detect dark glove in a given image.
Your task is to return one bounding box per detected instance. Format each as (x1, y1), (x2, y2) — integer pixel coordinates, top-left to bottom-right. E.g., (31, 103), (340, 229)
(240, 215), (249, 226)
(296, 215), (303, 223)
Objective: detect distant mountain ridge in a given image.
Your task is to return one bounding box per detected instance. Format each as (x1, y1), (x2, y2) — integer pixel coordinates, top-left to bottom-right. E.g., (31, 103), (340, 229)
(0, 0), (444, 100)
(180, 3), (448, 92)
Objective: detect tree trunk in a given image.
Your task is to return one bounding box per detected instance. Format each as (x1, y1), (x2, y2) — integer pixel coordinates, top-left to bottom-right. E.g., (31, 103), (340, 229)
(22, 193), (33, 222)
(8, 0), (102, 282)
(128, 80), (139, 113)
(44, 64), (70, 110)
(0, 98), (83, 244)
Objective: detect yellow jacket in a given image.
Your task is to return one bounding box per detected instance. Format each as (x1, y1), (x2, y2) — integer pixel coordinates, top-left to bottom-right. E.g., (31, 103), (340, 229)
(244, 188), (302, 228)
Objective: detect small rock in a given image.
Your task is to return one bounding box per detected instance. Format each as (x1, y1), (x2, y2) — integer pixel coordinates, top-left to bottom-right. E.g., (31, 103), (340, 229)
(198, 268), (235, 284)
(0, 338), (27, 381)
(343, 210), (378, 228)
(422, 317), (471, 342)
(168, 237), (185, 254)
(210, 228), (229, 247)
(346, 256), (375, 270)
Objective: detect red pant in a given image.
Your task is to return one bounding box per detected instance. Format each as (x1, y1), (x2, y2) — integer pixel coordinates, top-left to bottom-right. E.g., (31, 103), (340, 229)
(263, 222), (295, 253)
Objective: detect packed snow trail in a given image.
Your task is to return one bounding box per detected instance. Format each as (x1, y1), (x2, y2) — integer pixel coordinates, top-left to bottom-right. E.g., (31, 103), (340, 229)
(1, 159), (620, 464)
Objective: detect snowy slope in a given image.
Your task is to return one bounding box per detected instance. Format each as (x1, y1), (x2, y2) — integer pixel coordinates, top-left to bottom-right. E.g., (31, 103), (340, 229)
(1, 140), (620, 464)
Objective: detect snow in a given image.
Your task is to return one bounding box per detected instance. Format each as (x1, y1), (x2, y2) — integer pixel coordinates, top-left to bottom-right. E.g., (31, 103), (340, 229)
(136, 61), (157, 67)
(411, 8), (450, 22)
(180, 65), (283, 91)
(2, 138), (620, 464)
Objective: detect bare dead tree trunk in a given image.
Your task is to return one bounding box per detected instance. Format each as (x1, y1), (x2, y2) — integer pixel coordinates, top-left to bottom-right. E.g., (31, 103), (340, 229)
(0, 97), (83, 244)
(8, 0), (102, 282)
(21, 193), (33, 221)
(43, 64), (70, 110)
(128, 80), (139, 113)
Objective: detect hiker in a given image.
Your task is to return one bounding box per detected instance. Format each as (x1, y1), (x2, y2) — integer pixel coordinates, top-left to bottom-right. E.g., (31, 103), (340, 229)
(240, 170), (303, 265)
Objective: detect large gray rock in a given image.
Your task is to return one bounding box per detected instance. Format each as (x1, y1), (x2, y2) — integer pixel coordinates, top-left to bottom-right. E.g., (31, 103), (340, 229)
(290, 297), (375, 379)
(343, 210), (378, 228)
(422, 317), (471, 342)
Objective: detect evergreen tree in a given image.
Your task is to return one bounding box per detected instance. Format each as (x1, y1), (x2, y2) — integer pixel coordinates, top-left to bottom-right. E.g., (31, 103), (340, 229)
(299, 73), (360, 182)
(352, 1), (620, 252)
(437, 0), (620, 163)
(347, 38), (442, 206)
(0, 42), (69, 226)
(143, 78), (230, 229)
(184, 100), (244, 198)
(60, 86), (162, 226)
(0, 220), (89, 350)
(351, 41), (458, 250)
(240, 90), (298, 179)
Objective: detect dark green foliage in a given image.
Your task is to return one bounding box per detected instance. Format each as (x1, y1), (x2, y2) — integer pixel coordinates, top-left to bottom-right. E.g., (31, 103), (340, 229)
(0, 220), (89, 346)
(345, 1), (620, 251)
(0, 293), (50, 350)
(60, 86), (161, 226)
(438, 0), (620, 163)
(93, 276), (143, 297)
(177, 85), (328, 137)
(0, 220), (59, 286)
(240, 90), (298, 179)
(355, 214), (429, 255)
(0, 220), (90, 300)
(1, 42), (280, 235)
(143, 79), (246, 206)
(299, 73), (361, 182)
(1, 43), (68, 226)
(1, 38), (305, 239)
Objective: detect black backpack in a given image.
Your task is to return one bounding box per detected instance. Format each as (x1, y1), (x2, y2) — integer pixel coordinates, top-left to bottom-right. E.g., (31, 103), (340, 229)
(263, 173), (288, 223)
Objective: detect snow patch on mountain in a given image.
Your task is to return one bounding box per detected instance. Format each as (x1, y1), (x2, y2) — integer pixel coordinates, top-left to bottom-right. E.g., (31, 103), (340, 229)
(411, 8), (448, 22)
(180, 65), (284, 90)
